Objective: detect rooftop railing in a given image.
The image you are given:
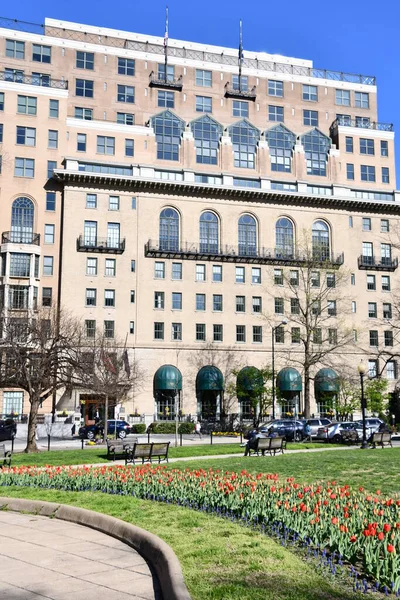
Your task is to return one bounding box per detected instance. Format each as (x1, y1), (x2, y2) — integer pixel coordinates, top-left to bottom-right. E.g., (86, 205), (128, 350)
(0, 16), (376, 85)
(0, 71), (68, 89)
(331, 117), (394, 132)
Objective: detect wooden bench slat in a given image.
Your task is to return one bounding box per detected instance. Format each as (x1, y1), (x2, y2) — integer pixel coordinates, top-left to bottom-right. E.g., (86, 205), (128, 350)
(125, 442), (170, 465)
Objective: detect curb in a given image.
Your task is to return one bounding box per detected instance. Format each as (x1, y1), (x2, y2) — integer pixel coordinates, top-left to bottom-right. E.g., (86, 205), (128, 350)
(0, 496), (191, 600)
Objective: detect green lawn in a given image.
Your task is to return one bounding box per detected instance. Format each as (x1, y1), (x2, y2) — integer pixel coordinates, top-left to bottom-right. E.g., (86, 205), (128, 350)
(1, 487), (366, 600)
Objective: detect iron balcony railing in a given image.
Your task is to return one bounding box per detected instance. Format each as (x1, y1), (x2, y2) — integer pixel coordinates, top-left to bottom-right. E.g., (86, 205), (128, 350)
(0, 17), (376, 85)
(0, 70), (68, 89)
(2, 231), (40, 245)
(331, 117), (394, 132)
(145, 239), (344, 266)
(224, 82), (257, 100)
(77, 236), (126, 254)
(149, 73), (183, 90)
(358, 255), (398, 271)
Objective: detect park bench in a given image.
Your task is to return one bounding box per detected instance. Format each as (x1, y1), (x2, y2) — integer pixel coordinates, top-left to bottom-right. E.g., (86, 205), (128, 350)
(125, 442), (170, 465)
(0, 443), (12, 468)
(340, 429), (359, 444)
(106, 437), (138, 460)
(247, 436), (285, 456)
(371, 432), (393, 448)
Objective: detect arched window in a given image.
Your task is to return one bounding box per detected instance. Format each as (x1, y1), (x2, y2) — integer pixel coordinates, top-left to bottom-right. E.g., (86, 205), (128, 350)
(276, 218), (294, 258)
(151, 110), (185, 161)
(228, 120), (260, 169)
(265, 125), (296, 172)
(300, 129), (331, 176)
(191, 116), (222, 165)
(238, 214), (257, 256)
(312, 220), (330, 261)
(200, 212), (219, 253)
(159, 208), (179, 251)
(11, 197), (34, 243)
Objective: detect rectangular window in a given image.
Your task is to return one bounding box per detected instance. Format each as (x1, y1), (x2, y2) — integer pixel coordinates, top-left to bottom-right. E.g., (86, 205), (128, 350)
(328, 328), (337, 345)
(117, 112), (135, 125)
(274, 268), (283, 285)
(352, 301), (357, 313)
(275, 297), (284, 314)
(196, 69), (212, 87)
(171, 322), (182, 341)
(97, 136), (115, 155)
(382, 167), (390, 184)
(75, 79), (93, 97)
(360, 138), (374, 155)
(384, 331), (393, 347)
(303, 110), (318, 126)
(253, 326), (262, 343)
(77, 133), (87, 152)
(76, 51), (94, 70)
(290, 298), (300, 314)
(130, 290), (135, 303)
(213, 324), (223, 342)
(107, 223), (120, 248)
(236, 296), (245, 312)
(252, 296), (261, 313)
(9, 253), (30, 277)
(349, 217), (353, 231)
(268, 80), (283, 97)
(268, 105), (284, 122)
(368, 302), (377, 318)
(196, 96), (212, 113)
(212, 265), (222, 282)
(117, 84), (135, 103)
(118, 57), (135, 75)
(172, 292), (182, 310)
(154, 291), (165, 309)
(232, 74), (248, 90)
(196, 294), (205, 311)
(14, 158), (35, 178)
(213, 294), (223, 312)
(196, 324), (206, 341)
(32, 72), (50, 87)
(75, 107), (93, 120)
(346, 163), (354, 180)
(155, 262), (165, 279)
(131, 260), (136, 272)
(84, 221), (97, 246)
(303, 84), (318, 101)
(368, 360), (378, 378)
(85, 320), (96, 338)
(49, 99), (59, 118)
(6, 39), (25, 58)
(351, 273), (356, 285)
(362, 217), (372, 231)
(104, 320), (115, 339)
(158, 90), (174, 108)
(381, 219), (389, 233)
(125, 139), (134, 157)
(355, 91), (369, 108)
(0, 92), (4, 111)
(131, 198), (136, 210)
(289, 270), (299, 286)
(345, 136), (353, 153)
(158, 63), (175, 81)
(16, 126), (36, 146)
(104, 289), (115, 307)
(361, 165), (375, 182)
(86, 288), (96, 306)
(312, 300), (321, 315)
(252, 267), (261, 284)
(291, 327), (300, 344)
(46, 191), (56, 211)
(362, 241), (373, 263)
(369, 330), (378, 347)
(48, 130), (58, 149)
(233, 100), (249, 118)
(383, 303), (392, 319)
(86, 193), (97, 209)
(128, 321), (134, 335)
(109, 196), (120, 211)
(381, 243), (392, 265)
(172, 263), (182, 280)
(236, 266), (245, 284)
(335, 89), (350, 106)
(382, 276), (391, 292)
(154, 322), (164, 340)
(196, 264), (206, 281)
(86, 257), (97, 276)
(236, 325), (246, 343)
(327, 300), (337, 316)
(311, 271), (320, 287)
(387, 361), (396, 380)
(5, 68), (24, 83)
(367, 274), (376, 290)
(313, 329), (322, 344)
(32, 44), (51, 63)
(326, 273), (336, 288)
(42, 287), (52, 307)
(381, 140), (389, 157)
(105, 258), (115, 276)
(275, 326), (285, 344)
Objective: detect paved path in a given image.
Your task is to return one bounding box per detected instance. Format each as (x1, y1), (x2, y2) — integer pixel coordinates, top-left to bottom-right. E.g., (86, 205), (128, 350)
(0, 512), (162, 600)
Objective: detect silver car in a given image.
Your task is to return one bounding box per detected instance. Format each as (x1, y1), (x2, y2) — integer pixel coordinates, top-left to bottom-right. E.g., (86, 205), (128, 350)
(316, 421), (373, 443)
(305, 418), (332, 438)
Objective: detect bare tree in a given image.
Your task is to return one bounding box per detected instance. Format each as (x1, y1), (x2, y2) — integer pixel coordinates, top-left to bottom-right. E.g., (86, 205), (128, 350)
(265, 238), (354, 418)
(0, 308), (84, 453)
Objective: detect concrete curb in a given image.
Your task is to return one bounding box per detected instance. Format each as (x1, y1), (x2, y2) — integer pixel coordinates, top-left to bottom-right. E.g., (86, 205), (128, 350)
(0, 496), (191, 600)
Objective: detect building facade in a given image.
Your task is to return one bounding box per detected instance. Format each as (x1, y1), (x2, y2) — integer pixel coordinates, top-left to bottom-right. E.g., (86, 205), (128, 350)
(0, 16), (398, 423)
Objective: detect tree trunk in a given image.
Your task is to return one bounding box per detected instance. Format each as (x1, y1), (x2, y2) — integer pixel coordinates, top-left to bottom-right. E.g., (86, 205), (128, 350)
(304, 365), (311, 418)
(103, 395), (109, 442)
(25, 395), (41, 453)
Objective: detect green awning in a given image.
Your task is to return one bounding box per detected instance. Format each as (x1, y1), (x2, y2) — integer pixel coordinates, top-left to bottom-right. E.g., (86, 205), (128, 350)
(237, 367), (263, 394)
(276, 368), (302, 392)
(196, 366), (224, 391)
(154, 365), (182, 391)
(314, 368), (339, 394)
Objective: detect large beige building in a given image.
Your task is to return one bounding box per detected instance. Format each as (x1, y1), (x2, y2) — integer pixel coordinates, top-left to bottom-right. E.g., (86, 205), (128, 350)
(0, 16), (398, 424)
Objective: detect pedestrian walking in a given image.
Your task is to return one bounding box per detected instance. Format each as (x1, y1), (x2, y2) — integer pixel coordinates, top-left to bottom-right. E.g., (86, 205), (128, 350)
(194, 421), (202, 440)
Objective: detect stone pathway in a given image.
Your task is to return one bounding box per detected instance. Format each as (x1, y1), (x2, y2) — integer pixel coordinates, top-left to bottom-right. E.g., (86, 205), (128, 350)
(0, 511), (162, 600)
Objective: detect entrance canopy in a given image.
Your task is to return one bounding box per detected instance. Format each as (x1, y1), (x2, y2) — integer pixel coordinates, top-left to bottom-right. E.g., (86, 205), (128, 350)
(314, 368), (339, 394)
(196, 366), (224, 391)
(154, 365), (182, 391)
(276, 368), (302, 392)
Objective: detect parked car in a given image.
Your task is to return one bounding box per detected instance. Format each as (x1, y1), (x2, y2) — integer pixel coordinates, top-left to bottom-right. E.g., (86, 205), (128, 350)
(355, 418), (383, 432)
(304, 418), (332, 438)
(258, 419), (306, 442)
(78, 419), (131, 440)
(0, 418), (17, 441)
(316, 421), (374, 443)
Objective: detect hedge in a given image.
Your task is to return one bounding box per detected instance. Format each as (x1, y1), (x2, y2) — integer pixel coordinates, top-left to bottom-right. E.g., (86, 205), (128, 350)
(130, 423), (146, 434)
(148, 421), (195, 434)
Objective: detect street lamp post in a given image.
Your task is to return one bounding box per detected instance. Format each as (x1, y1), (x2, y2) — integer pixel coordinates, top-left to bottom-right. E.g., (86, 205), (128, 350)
(272, 319), (288, 420)
(357, 361), (369, 450)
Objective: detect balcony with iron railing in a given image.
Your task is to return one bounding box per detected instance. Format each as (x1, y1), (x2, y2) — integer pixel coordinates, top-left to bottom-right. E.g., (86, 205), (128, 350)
(145, 239), (344, 267)
(0, 70), (68, 89)
(76, 236), (126, 254)
(330, 117), (394, 133)
(224, 82), (257, 100)
(2, 232), (40, 246)
(358, 255), (398, 271)
(149, 72), (183, 90)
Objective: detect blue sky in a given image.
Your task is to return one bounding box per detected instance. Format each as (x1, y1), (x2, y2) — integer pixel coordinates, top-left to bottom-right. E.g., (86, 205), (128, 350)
(7, 0), (400, 179)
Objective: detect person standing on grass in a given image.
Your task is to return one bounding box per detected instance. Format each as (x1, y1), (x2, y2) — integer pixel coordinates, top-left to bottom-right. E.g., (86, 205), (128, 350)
(194, 421), (202, 440)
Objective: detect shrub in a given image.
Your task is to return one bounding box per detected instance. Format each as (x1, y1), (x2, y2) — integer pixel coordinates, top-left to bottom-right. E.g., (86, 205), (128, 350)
(130, 423), (146, 434)
(178, 422), (195, 434)
(147, 421), (195, 434)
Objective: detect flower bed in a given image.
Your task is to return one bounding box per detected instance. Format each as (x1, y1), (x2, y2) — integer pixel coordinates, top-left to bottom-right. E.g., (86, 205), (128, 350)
(1, 464), (399, 593)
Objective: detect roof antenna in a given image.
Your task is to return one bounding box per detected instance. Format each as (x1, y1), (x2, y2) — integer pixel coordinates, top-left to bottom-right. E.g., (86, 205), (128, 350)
(238, 19), (244, 91)
(164, 6), (169, 81)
